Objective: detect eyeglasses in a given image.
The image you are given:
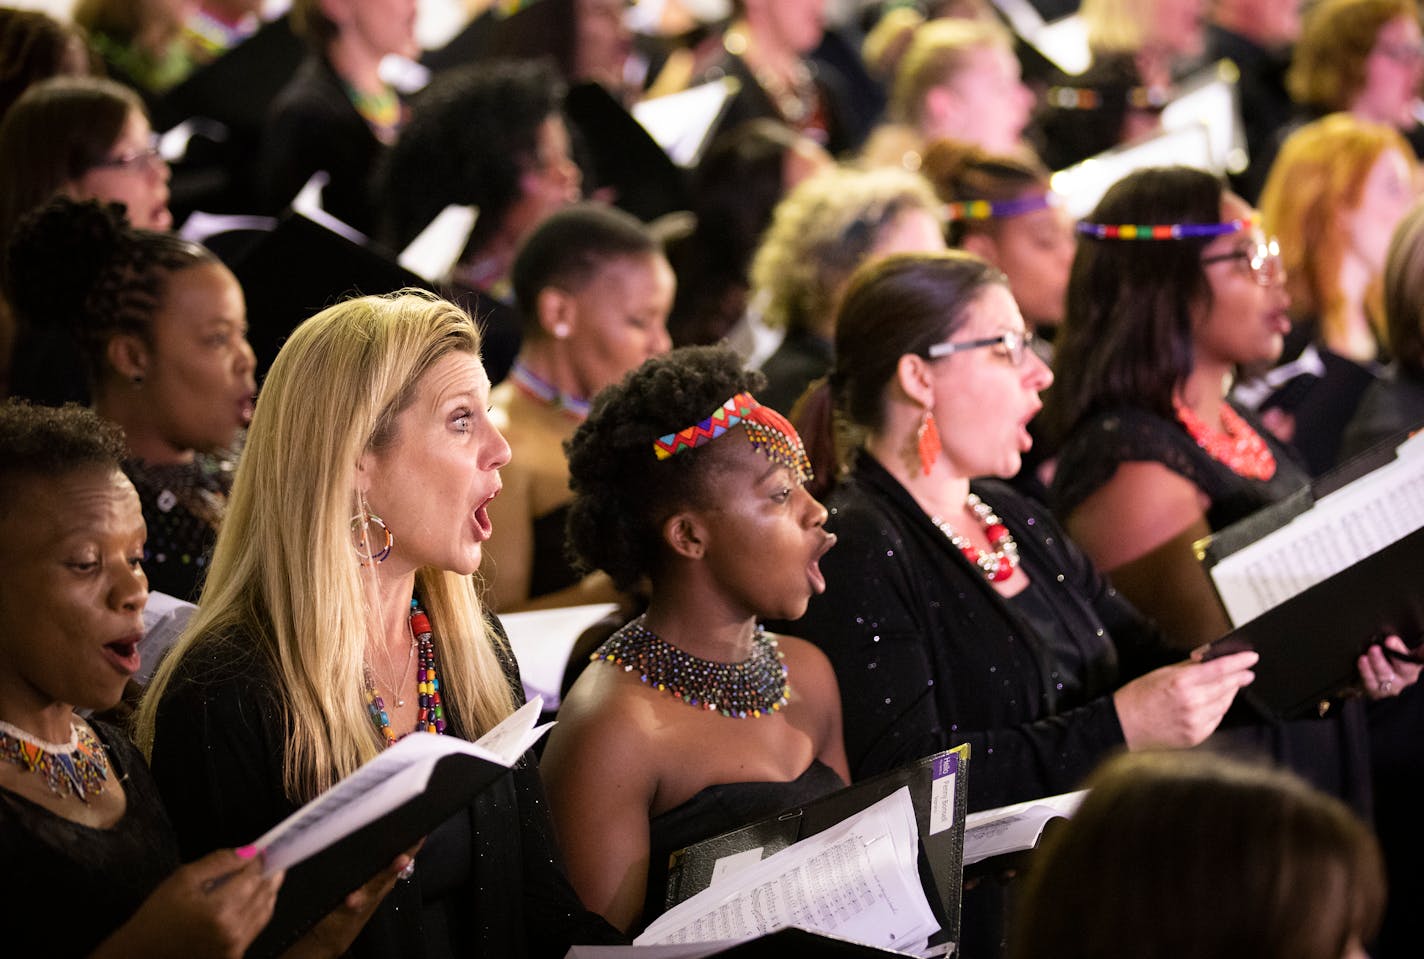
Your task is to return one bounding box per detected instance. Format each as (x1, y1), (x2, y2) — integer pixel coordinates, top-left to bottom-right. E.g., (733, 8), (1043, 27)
(88, 134), (165, 174)
(926, 328), (1037, 366)
(1375, 41), (1424, 66)
(1200, 236), (1286, 287)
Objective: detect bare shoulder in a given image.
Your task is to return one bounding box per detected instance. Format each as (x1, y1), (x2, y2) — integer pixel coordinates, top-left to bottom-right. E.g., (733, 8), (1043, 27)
(771, 632), (840, 705)
(1065, 461), (1209, 572)
(546, 657), (662, 765)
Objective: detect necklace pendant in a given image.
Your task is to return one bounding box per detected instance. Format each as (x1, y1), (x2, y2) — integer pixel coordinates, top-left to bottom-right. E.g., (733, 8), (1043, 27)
(395, 698), (406, 708)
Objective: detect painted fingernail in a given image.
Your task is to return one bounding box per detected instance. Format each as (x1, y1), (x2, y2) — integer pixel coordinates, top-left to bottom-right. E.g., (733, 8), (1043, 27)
(235, 845), (258, 860)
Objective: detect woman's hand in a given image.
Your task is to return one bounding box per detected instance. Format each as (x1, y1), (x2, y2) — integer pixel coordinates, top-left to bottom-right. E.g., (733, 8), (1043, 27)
(1113, 649), (1258, 750)
(1359, 635), (1421, 700)
(278, 844), (421, 959)
(91, 848), (283, 959)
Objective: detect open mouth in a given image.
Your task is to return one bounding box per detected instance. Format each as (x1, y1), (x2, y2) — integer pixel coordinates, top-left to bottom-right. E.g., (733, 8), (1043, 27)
(473, 486), (500, 541)
(807, 532), (837, 594)
(101, 636), (142, 676)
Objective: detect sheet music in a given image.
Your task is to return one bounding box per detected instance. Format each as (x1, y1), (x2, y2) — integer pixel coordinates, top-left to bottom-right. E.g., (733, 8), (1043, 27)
(1210, 434), (1424, 625)
(501, 603), (619, 709)
(254, 697), (547, 874)
(962, 791), (1085, 866)
(637, 788), (939, 956)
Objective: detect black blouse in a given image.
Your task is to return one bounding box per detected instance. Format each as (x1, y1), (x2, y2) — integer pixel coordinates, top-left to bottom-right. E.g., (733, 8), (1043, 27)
(1053, 403), (1309, 527)
(0, 720), (180, 957)
(148, 627), (623, 958)
(1052, 404), (1372, 815)
(781, 453), (1170, 813)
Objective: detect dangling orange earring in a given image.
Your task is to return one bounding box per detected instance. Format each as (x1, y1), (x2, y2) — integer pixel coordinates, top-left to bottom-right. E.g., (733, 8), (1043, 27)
(917, 410), (941, 476)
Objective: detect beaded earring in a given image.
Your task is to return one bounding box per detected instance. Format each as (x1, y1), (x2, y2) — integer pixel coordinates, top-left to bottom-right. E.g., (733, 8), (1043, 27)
(917, 410), (941, 477)
(351, 494), (393, 565)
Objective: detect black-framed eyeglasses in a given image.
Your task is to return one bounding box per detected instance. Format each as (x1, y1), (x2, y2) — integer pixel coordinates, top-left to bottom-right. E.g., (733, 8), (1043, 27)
(88, 134), (165, 174)
(925, 328), (1037, 366)
(1201, 236), (1286, 287)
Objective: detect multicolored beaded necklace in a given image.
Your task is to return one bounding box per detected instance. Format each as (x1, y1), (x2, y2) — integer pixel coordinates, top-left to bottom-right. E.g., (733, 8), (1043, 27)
(509, 361), (590, 421)
(593, 616), (790, 719)
(1174, 400), (1277, 481)
(364, 600), (447, 747)
(0, 717), (110, 801)
(343, 82), (403, 144)
(932, 492), (1021, 583)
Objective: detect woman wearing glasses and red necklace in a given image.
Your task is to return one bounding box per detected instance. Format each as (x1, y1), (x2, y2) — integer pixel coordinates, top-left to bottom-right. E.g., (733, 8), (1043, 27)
(1049, 167), (1417, 814)
(789, 249), (1258, 802)
(785, 250), (1260, 956)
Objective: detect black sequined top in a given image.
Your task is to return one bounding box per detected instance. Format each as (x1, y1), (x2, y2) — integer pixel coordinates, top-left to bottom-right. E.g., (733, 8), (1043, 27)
(0, 720), (180, 956)
(124, 449), (236, 602)
(782, 453), (1170, 812)
(149, 619), (624, 958)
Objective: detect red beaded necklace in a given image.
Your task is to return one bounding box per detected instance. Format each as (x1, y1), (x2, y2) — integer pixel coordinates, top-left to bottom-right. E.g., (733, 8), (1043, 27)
(363, 600), (447, 747)
(931, 492), (1020, 583)
(1174, 399), (1277, 481)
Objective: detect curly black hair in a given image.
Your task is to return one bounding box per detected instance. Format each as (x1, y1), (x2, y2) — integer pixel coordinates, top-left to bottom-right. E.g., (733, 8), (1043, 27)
(565, 346), (765, 591)
(376, 59), (567, 254)
(0, 399), (126, 518)
(7, 196), (214, 397)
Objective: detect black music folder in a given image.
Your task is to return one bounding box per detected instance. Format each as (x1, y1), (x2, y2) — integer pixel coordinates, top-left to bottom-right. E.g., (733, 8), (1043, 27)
(1201, 434), (1424, 718)
(660, 745), (970, 951)
(248, 700), (550, 957)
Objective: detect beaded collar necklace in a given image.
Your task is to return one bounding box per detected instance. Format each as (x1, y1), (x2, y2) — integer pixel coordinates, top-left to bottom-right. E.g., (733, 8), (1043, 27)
(509, 360), (591, 421)
(931, 492), (1020, 583)
(1174, 400), (1277, 481)
(0, 717), (110, 802)
(593, 616), (790, 719)
(364, 599), (447, 747)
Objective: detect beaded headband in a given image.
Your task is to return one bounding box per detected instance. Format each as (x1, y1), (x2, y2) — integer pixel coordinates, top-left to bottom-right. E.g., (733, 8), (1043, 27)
(1075, 218), (1251, 241)
(652, 391), (814, 484)
(944, 193), (1058, 223)
(1045, 84), (1171, 111)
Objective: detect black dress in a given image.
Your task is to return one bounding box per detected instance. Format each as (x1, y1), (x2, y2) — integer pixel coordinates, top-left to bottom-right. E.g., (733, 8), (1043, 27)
(642, 759), (845, 923)
(148, 629), (623, 959)
(258, 55), (387, 234)
(784, 454), (1169, 813)
(0, 720), (180, 957)
(1053, 405), (1372, 814)
(124, 450), (236, 602)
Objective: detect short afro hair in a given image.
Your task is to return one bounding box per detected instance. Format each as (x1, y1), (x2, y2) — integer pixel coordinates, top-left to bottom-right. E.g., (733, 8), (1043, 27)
(510, 202), (661, 336)
(0, 400), (126, 519)
(565, 346), (764, 591)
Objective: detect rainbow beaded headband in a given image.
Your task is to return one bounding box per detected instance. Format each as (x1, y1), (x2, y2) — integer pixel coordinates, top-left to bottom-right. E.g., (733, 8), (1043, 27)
(1075, 218), (1252, 241)
(944, 193), (1058, 223)
(652, 391), (814, 484)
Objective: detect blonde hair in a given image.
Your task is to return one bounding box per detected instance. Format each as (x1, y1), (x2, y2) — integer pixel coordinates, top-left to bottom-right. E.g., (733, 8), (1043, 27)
(890, 18), (1012, 125)
(1259, 113), (1414, 352)
(136, 291), (517, 801)
(1079, 0), (1156, 54)
(749, 165), (942, 334)
(1288, 0), (1419, 111)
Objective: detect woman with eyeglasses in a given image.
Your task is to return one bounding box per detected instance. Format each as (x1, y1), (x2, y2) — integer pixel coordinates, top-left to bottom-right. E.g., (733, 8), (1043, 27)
(0, 75), (171, 395)
(787, 250), (1257, 799)
(1049, 166), (1415, 815)
(784, 249), (1258, 955)
(1242, 114), (1419, 475)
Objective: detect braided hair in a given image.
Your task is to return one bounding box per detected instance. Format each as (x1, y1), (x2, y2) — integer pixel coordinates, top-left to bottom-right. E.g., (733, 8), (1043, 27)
(7, 196), (213, 401)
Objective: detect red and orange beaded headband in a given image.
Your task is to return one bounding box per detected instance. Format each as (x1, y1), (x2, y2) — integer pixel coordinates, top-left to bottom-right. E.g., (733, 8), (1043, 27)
(652, 392), (814, 484)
